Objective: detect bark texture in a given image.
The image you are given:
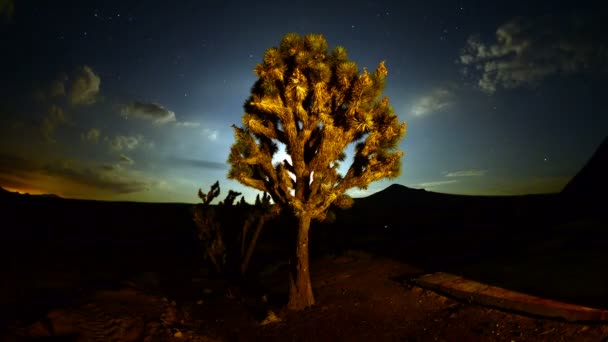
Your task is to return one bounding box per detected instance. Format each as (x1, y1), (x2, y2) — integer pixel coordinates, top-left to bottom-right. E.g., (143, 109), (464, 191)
(287, 215), (314, 310)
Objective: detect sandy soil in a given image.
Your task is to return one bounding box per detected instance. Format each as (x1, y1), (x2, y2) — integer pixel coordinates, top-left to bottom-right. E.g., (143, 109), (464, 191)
(6, 251), (608, 341)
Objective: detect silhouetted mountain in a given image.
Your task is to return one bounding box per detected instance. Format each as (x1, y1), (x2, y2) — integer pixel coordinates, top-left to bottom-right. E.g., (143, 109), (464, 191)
(560, 136), (607, 217)
(355, 184), (437, 206)
(0, 186), (61, 199)
(562, 136), (608, 197)
(341, 183), (560, 238)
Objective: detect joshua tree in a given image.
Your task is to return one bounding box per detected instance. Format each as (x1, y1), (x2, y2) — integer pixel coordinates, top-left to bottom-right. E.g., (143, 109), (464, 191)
(193, 181), (226, 274)
(194, 181), (276, 276)
(228, 33), (406, 310)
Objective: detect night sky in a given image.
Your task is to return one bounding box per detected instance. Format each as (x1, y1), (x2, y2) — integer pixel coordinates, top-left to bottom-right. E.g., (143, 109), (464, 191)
(1, 0), (607, 203)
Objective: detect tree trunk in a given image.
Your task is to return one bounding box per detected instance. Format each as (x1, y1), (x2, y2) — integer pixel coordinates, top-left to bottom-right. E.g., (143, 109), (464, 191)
(287, 214), (315, 310)
(240, 213), (267, 275)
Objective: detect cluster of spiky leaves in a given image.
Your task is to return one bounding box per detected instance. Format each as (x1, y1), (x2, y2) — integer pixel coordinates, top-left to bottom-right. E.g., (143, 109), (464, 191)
(193, 181), (276, 275)
(228, 33), (406, 220)
(193, 181), (227, 273)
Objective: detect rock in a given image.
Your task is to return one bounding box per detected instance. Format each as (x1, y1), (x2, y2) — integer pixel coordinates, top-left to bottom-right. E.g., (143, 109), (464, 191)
(260, 310), (282, 325)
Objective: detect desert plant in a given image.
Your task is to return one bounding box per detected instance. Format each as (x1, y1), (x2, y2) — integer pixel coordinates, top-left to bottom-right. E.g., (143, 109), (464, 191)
(240, 192), (278, 275)
(193, 181), (226, 274)
(193, 181), (276, 276)
(227, 33), (406, 310)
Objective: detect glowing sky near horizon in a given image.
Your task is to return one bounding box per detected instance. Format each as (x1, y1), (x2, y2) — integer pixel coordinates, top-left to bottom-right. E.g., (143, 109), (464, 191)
(0, 0), (607, 203)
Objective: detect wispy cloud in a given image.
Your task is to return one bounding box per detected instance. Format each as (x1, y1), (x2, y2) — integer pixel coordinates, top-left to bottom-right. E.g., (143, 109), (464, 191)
(119, 154), (134, 165)
(108, 134), (152, 151)
(40, 105), (68, 142)
(175, 121), (201, 128)
(460, 15), (608, 93)
(34, 66), (100, 105)
(202, 128), (219, 141)
(168, 157), (227, 170)
(46, 161), (149, 194)
(81, 128), (101, 143)
(0, 153), (150, 195)
(444, 170), (488, 177)
(121, 102), (177, 124)
(416, 180), (459, 188)
(34, 66), (99, 143)
(68, 66), (101, 105)
(410, 87), (453, 116)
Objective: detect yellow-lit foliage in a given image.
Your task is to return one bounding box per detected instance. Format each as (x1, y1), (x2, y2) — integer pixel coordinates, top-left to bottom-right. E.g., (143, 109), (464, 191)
(228, 33), (406, 221)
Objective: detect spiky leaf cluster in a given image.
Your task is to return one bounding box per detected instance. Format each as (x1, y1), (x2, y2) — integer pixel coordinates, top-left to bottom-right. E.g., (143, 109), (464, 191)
(194, 182), (277, 275)
(228, 33), (406, 220)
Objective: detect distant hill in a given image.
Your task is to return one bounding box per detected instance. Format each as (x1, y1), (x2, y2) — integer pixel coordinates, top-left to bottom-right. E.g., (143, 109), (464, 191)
(342, 182), (562, 234)
(355, 184), (433, 205)
(560, 136), (607, 217)
(353, 183), (543, 208)
(0, 186), (61, 199)
(562, 136), (608, 198)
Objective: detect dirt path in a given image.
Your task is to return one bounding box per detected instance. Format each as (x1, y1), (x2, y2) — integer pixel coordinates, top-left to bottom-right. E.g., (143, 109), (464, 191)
(198, 252), (608, 341)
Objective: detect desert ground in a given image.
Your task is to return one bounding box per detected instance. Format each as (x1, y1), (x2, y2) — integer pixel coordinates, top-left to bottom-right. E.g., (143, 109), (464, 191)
(0, 180), (607, 341)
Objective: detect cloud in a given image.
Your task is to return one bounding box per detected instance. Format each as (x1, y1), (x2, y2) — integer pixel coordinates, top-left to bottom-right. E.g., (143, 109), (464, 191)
(119, 154), (134, 165)
(416, 180), (458, 188)
(108, 134), (152, 151)
(0, 153), (33, 176)
(460, 15), (608, 93)
(43, 160), (149, 194)
(121, 102), (177, 124)
(410, 88), (453, 116)
(175, 121), (201, 128)
(68, 66), (100, 105)
(167, 157), (227, 170)
(0, 153), (149, 195)
(202, 128), (219, 141)
(444, 170), (488, 177)
(34, 66), (99, 104)
(40, 105), (68, 142)
(81, 128), (101, 143)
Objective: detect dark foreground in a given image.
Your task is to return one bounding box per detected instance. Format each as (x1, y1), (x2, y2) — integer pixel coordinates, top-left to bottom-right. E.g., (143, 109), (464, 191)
(1, 186), (607, 340)
(3, 252), (608, 341)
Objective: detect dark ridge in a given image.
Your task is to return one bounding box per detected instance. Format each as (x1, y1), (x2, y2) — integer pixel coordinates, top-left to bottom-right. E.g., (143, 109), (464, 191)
(0, 186), (61, 199)
(560, 136), (607, 218)
(562, 136), (608, 197)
